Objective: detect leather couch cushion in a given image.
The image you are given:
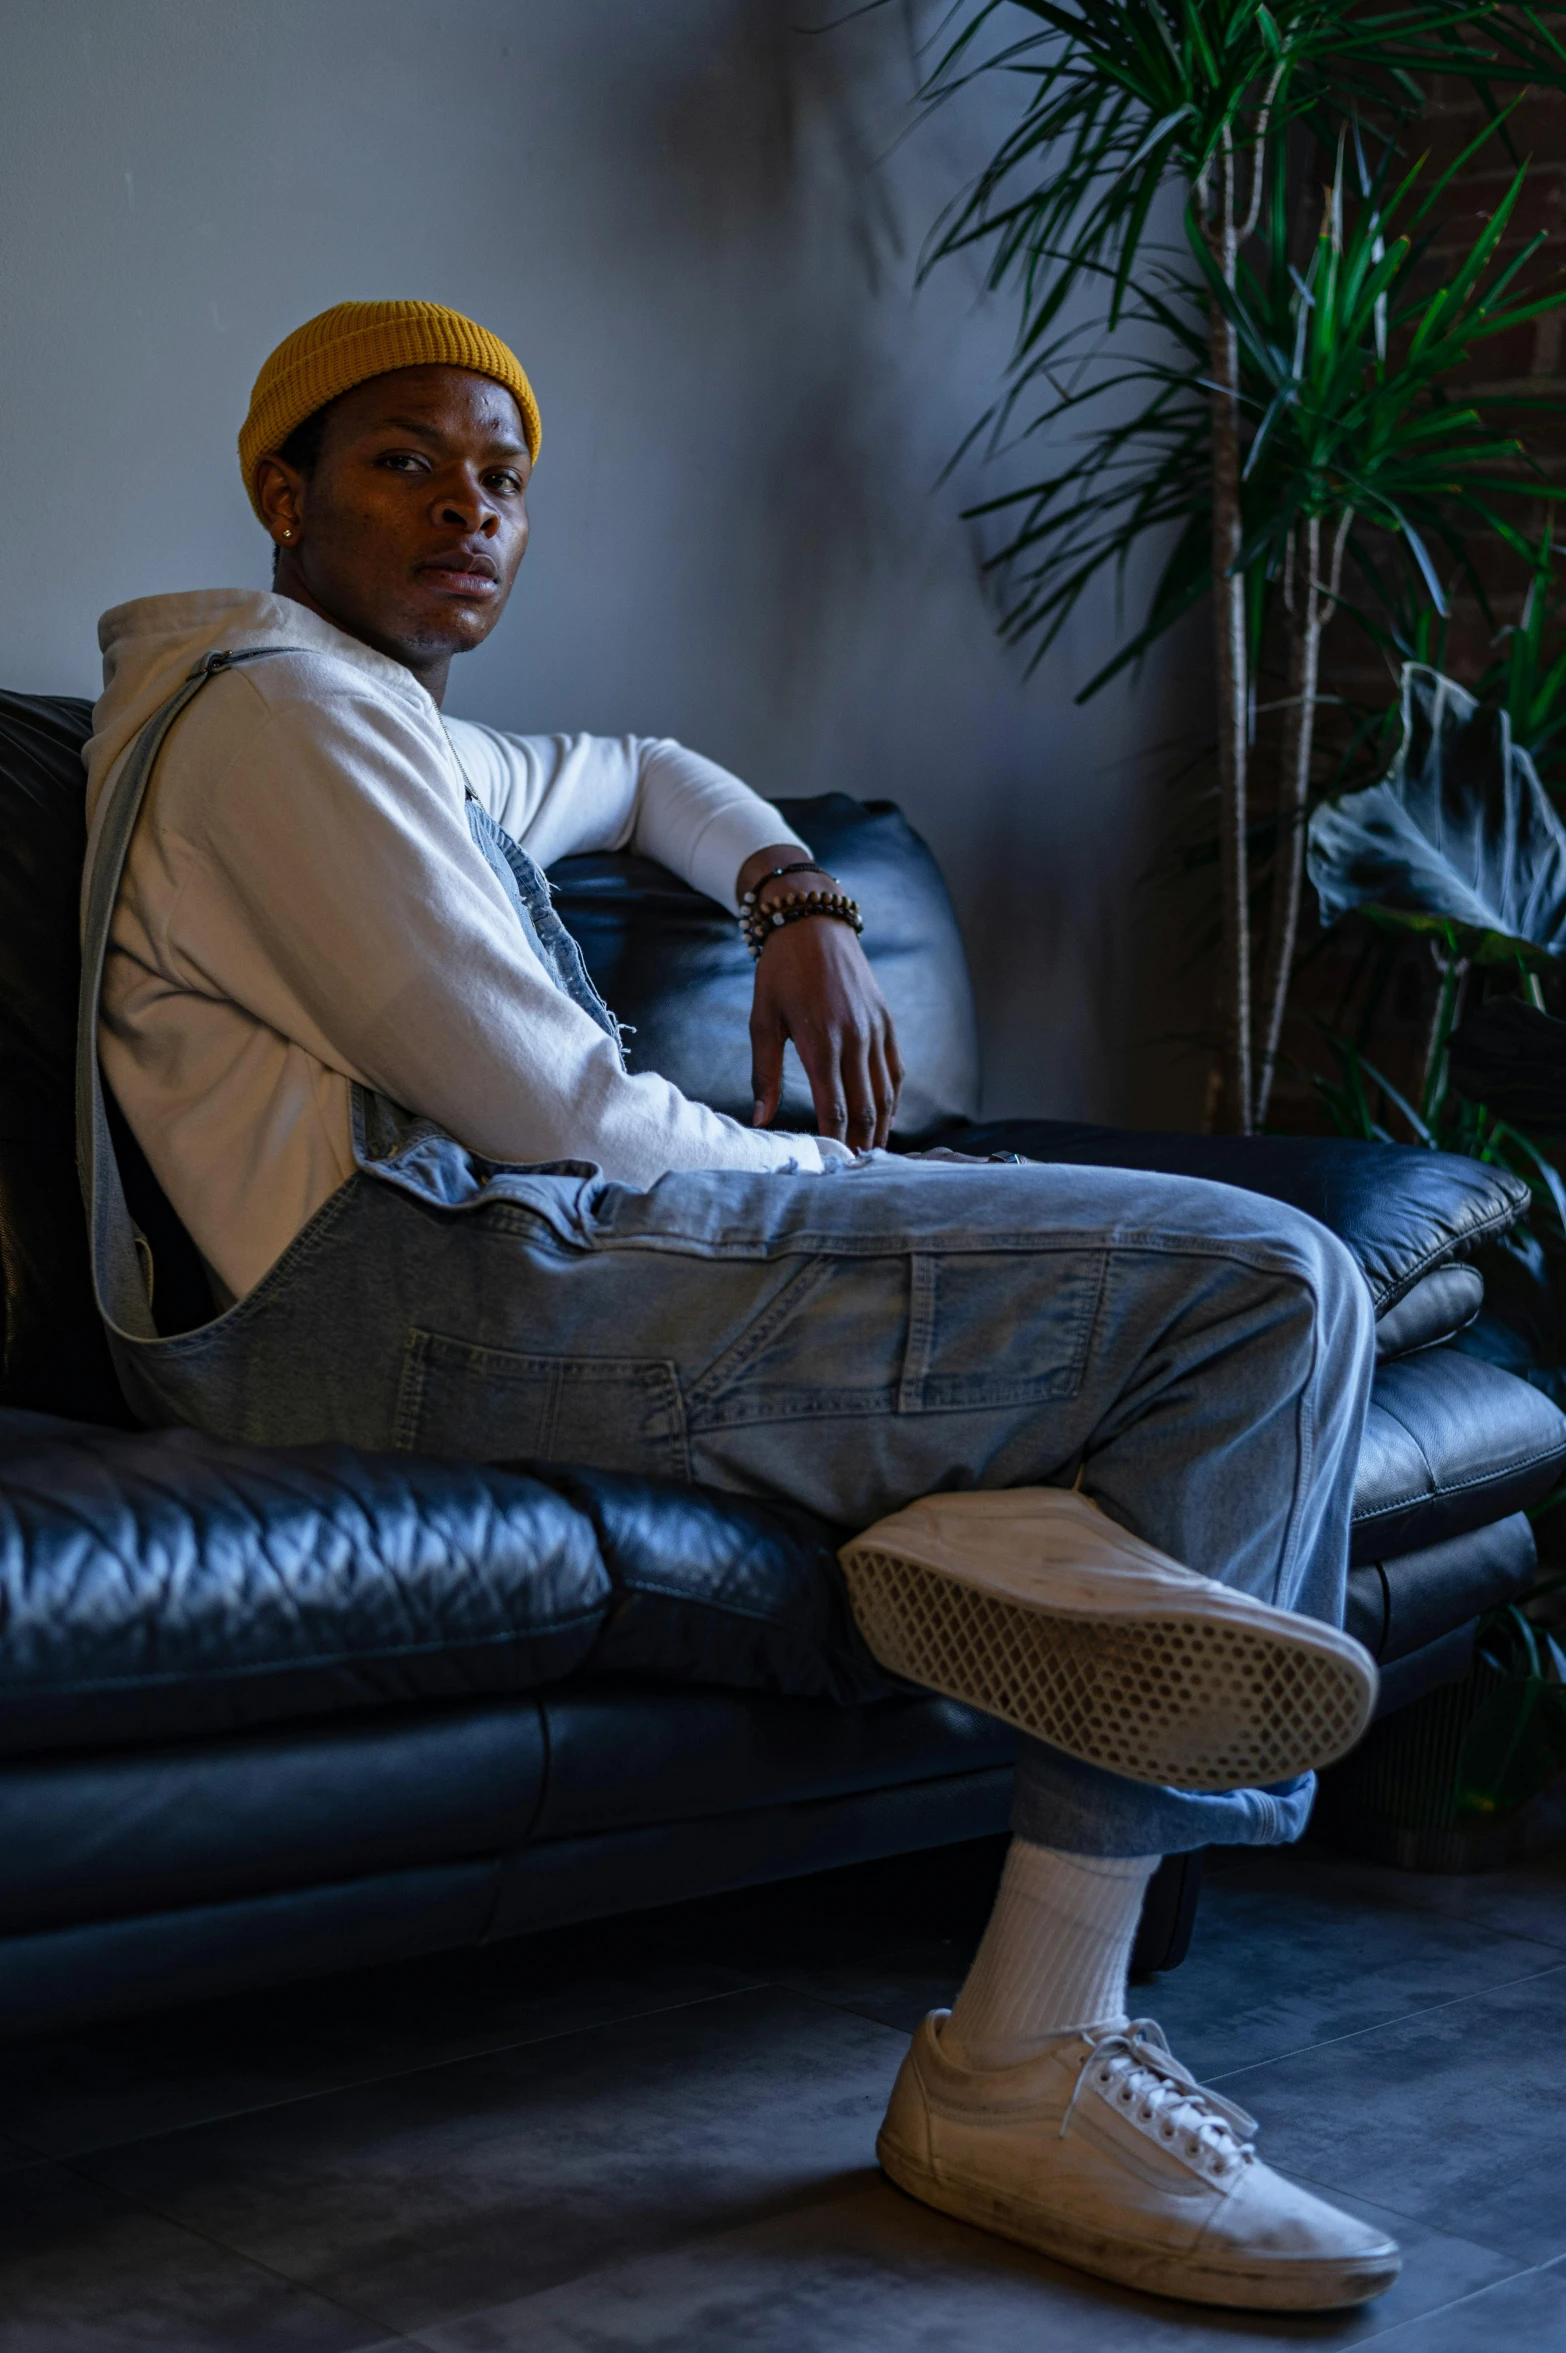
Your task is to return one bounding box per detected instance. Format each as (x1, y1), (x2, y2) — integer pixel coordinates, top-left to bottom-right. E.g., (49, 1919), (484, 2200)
(952, 1119), (1527, 1316)
(1344, 1512), (1536, 1661)
(550, 793), (981, 1142)
(534, 1682), (1014, 1840)
(0, 1410), (887, 1758)
(1352, 1352), (1566, 1564)
(0, 1412), (606, 1754)
(539, 1466), (875, 1698)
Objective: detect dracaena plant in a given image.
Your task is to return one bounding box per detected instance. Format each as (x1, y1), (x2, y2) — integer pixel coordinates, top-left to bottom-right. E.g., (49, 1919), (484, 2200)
(889, 0), (1566, 1129)
(1229, 124), (1566, 1119)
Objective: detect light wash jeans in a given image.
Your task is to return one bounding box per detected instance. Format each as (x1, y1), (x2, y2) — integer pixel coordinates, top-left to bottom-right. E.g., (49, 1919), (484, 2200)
(81, 652), (1380, 1863)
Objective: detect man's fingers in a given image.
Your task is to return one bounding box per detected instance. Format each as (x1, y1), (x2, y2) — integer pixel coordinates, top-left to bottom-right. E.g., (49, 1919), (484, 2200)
(750, 1010), (785, 1129)
(884, 1015), (906, 1114)
(797, 1023), (849, 1140)
(840, 1034), (878, 1152)
(869, 1033), (896, 1149)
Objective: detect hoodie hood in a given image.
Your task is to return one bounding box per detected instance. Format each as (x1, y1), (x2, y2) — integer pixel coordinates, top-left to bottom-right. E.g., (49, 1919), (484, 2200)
(84, 588), (429, 834)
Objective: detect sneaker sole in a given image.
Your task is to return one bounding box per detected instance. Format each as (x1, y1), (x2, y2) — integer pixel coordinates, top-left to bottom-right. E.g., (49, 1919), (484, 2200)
(877, 2127), (1401, 2311)
(840, 1543), (1374, 1790)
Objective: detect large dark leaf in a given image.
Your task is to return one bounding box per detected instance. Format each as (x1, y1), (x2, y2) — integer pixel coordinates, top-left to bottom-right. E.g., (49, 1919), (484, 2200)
(1308, 664), (1566, 959)
(1449, 997), (1566, 1135)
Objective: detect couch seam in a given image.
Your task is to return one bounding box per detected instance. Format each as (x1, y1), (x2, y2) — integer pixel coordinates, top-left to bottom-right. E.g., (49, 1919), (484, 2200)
(1351, 1435), (1566, 1525)
(0, 1604), (610, 1699)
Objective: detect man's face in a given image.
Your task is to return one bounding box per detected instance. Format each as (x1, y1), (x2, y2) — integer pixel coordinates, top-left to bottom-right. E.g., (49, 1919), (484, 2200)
(255, 364), (532, 689)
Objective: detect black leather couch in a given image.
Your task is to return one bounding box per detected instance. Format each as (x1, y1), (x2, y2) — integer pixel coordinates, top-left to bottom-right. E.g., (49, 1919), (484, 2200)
(3, 691), (1563, 2036)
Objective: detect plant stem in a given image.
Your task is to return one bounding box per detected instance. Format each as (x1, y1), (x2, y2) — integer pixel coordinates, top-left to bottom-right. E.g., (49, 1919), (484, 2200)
(1422, 945), (1470, 1125)
(1206, 139), (1252, 1134)
(1255, 507), (1354, 1126)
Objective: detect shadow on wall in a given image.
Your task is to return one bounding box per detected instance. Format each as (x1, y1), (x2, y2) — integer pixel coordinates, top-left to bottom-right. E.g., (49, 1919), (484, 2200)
(648, 3), (1212, 1128)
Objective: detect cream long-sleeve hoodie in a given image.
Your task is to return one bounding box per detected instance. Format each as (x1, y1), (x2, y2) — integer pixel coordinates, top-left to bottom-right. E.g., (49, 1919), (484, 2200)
(85, 590), (837, 1304)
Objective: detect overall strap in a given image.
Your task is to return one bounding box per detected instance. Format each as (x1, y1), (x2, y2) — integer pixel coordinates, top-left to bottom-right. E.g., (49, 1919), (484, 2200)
(462, 793), (624, 1057)
(77, 647), (307, 1341)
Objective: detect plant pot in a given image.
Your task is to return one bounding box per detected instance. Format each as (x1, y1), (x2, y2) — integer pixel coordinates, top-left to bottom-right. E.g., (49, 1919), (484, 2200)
(1313, 1657), (1532, 1874)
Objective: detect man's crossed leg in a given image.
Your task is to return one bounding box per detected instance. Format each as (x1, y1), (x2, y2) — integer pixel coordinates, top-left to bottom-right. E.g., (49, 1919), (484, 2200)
(325, 1154), (1392, 2310)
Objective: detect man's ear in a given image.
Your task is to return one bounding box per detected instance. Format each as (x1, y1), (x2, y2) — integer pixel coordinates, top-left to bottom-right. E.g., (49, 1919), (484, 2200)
(254, 453), (306, 551)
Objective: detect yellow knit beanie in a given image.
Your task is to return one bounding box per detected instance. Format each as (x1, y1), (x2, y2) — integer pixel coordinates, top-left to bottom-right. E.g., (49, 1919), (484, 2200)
(238, 299), (541, 520)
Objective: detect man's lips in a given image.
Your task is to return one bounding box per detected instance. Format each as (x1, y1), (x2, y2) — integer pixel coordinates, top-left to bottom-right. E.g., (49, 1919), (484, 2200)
(419, 551), (501, 596)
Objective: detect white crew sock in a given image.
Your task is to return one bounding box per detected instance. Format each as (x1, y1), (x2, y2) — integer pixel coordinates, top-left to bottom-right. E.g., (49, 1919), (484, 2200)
(941, 1838), (1159, 2072)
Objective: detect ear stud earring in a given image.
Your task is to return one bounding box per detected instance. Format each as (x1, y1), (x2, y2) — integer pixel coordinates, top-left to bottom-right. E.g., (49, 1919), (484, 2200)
(279, 528), (294, 542)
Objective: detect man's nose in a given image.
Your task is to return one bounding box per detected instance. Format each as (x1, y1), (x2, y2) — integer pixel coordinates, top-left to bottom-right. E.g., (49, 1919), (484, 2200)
(435, 478), (500, 533)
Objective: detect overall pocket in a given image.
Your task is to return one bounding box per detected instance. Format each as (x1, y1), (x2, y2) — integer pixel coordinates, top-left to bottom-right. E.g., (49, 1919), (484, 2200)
(395, 1328), (688, 1476)
(685, 1245), (1106, 1431)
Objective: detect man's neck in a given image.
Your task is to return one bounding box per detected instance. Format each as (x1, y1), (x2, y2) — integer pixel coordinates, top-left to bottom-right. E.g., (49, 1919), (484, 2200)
(268, 564), (451, 704)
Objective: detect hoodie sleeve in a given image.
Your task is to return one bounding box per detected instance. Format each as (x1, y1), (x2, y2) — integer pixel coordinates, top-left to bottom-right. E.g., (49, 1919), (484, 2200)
(445, 722), (811, 911)
(173, 685), (827, 1182)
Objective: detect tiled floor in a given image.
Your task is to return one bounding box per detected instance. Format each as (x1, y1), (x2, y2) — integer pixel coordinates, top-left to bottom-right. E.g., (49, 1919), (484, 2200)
(1, 1830), (1563, 2350)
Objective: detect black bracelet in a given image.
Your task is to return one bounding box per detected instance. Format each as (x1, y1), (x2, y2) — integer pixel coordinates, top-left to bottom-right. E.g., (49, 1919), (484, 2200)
(740, 860), (833, 905)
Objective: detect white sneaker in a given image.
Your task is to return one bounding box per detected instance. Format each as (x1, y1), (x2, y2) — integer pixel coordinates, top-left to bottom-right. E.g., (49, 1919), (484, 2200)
(839, 1488), (1376, 1790)
(878, 2011), (1400, 2311)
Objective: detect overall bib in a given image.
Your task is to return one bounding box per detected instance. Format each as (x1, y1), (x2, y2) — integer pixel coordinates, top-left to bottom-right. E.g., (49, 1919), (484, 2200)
(79, 647), (620, 1439)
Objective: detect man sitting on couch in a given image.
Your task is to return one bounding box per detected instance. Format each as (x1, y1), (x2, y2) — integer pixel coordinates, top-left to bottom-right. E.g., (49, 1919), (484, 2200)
(80, 300), (1396, 2313)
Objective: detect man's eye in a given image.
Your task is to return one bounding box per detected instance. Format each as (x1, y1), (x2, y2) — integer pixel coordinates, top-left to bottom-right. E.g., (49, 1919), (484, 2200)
(378, 451), (426, 473)
(487, 470), (523, 495)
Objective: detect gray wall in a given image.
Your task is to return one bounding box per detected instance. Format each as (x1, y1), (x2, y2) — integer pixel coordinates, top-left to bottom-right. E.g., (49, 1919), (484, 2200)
(0, 0), (1206, 1124)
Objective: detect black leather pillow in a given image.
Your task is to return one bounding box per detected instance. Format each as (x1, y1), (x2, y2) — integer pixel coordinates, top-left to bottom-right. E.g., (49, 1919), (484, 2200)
(550, 793), (981, 1143)
(1372, 1263), (1483, 1360)
(953, 1119), (1528, 1319)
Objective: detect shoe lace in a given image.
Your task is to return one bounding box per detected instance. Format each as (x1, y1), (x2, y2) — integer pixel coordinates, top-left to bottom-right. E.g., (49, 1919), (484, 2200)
(1061, 2020), (1258, 2174)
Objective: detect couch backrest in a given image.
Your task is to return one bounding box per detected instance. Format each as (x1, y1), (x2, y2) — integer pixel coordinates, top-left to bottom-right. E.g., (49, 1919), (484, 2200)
(0, 701), (980, 1416)
(551, 792), (980, 1142)
(0, 690), (128, 1418)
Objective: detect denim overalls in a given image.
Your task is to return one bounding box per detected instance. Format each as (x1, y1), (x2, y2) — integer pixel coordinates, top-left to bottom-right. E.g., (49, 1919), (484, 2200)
(78, 647), (1372, 1855)
(80, 646), (623, 1436)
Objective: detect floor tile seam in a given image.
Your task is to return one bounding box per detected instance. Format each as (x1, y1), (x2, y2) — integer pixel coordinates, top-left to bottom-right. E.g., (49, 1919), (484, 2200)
(1361, 2255), (1563, 2341)
(1203, 1957), (1566, 2084)
(50, 2150), (421, 2342)
(40, 1977), (774, 2165)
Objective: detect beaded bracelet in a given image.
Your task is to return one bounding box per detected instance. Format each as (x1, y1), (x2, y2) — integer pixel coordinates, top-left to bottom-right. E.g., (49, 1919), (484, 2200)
(738, 884), (864, 960)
